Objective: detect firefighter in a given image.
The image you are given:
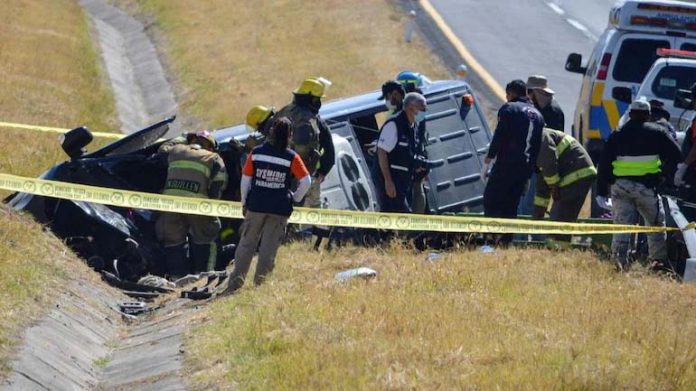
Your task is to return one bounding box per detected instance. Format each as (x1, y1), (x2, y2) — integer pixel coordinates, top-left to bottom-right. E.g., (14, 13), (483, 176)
(275, 77), (335, 210)
(533, 128), (596, 239)
(244, 105), (275, 153)
(245, 105), (275, 136)
(155, 130), (228, 278)
(596, 99), (681, 271)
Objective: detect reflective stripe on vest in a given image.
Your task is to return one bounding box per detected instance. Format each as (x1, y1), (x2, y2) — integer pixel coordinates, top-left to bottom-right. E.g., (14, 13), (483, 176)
(559, 166), (597, 187)
(252, 154), (291, 167)
(169, 160), (211, 177)
(556, 135), (573, 156)
(612, 155), (661, 176)
(544, 173), (560, 186)
(534, 195), (550, 208)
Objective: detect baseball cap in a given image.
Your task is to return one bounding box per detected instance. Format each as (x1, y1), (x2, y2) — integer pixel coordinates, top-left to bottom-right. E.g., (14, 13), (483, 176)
(378, 80), (404, 100)
(630, 97), (650, 112)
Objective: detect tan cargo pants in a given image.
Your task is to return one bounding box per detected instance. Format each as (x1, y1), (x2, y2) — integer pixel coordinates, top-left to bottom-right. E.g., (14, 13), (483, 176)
(155, 212), (221, 246)
(229, 210), (289, 289)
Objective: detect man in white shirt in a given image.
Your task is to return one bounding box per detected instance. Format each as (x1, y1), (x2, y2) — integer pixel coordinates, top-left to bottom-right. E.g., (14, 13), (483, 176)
(374, 92), (427, 212)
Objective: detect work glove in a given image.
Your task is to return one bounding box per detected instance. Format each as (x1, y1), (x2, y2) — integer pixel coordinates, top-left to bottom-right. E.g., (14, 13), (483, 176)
(674, 163), (688, 187)
(480, 162), (490, 183)
(595, 195), (613, 210)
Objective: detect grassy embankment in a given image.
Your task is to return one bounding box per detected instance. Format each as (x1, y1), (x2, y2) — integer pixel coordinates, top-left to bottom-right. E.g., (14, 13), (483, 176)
(189, 243), (696, 390)
(124, 0), (696, 389)
(0, 0), (116, 377)
(125, 0), (449, 127)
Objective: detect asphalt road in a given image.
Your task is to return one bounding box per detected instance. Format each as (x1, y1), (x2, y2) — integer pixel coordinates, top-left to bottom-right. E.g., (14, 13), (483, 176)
(428, 0), (618, 131)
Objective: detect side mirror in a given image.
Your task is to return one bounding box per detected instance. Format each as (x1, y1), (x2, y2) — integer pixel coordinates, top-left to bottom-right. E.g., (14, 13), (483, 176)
(611, 87), (632, 104)
(59, 126), (93, 159)
(565, 53), (587, 74)
(674, 89), (693, 110)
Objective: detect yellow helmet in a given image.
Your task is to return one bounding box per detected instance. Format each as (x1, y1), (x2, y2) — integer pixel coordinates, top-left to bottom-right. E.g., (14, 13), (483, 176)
(245, 105), (275, 132)
(293, 77), (331, 98)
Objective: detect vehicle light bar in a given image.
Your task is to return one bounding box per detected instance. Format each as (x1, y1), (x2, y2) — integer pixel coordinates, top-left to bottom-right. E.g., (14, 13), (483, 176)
(637, 3), (696, 15)
(631, 16), (669, 27)
(657, 48), (696, 59)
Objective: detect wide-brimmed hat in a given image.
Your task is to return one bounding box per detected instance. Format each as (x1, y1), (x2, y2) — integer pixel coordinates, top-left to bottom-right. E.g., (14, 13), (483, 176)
(526, 75), (555, 94)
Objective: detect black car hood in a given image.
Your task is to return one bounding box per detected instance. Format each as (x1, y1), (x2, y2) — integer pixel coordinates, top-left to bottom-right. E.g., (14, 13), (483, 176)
(85, 116), (175, 158)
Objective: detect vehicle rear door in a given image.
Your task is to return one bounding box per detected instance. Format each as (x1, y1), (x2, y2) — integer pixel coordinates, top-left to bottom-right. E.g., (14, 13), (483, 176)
(423, 87), (491, 214)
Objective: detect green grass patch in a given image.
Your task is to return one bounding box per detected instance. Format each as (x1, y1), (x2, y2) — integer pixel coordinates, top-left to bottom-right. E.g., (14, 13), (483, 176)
(186, 243), (696, 389)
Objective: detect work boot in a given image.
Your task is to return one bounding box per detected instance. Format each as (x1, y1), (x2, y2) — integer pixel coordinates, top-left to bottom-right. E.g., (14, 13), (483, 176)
(191, 242), (216, 274)
(164, 244), (188, 280)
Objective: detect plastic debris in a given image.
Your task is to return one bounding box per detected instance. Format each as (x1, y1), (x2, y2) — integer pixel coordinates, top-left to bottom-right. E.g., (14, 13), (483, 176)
(426, 252), (444, 262)
(479, 245), (495, 254)
(335, 267), (377, 282)
(119, 301), (149, 316)
(138, 275), (176, 289)
(684, 258), (696, 283)
(174, 274), (203, 287)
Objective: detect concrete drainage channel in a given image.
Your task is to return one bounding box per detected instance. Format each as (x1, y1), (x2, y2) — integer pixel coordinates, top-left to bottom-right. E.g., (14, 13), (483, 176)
(79, 0), (180, 137)
(3, 1), (191, 390)
(2, 280), (194, 390)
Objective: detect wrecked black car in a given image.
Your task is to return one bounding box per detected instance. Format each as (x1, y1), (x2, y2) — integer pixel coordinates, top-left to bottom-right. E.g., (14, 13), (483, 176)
(6, 78), (494, 280)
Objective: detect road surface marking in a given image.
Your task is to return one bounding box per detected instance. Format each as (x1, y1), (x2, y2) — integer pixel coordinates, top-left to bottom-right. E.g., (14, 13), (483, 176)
(420, 0), (506, 101)
(566, 18), (598, 41)
(546, 2), (565, 15)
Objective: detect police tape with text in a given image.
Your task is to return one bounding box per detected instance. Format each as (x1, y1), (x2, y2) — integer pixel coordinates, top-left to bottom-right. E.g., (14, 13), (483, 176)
(0, 173), (680, 235)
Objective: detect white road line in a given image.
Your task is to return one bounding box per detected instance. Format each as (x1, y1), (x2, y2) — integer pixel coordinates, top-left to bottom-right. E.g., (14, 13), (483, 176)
(566, 18), (598, 41)
(546, 2), (565, 16)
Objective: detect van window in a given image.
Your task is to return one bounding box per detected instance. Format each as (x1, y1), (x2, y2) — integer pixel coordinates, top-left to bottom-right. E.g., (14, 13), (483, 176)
(650, 65), (696, 100)
(613, 39), (670, 83)
(682, 43), (696, 51)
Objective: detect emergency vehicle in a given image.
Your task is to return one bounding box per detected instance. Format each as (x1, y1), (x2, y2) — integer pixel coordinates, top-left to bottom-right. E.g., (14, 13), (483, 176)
(616, 48), (696, 142)
(565, 0), (696, 159)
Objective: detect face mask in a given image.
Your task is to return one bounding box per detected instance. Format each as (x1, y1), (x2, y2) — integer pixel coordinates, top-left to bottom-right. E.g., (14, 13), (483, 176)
(385, 101), (396, 112)
(415, 111), (427, 123)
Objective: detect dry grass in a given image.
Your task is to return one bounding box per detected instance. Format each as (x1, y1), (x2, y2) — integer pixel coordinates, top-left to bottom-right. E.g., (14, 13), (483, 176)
(0, 207), (95, 377)
(125, 0), (450, 127)
(186, 243), (696, 390)
(0, 0), (115, 378)
(0, 0), (116, 183)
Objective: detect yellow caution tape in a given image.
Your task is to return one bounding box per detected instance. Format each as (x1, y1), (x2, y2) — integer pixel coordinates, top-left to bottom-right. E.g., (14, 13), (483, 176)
(0, 173), (678, 235)
(0, 121), (124, 140)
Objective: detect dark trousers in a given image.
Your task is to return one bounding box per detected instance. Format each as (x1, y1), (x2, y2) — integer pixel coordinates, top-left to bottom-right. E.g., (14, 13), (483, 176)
(483, 168), (529, 244)
(372, 163), (412, 213)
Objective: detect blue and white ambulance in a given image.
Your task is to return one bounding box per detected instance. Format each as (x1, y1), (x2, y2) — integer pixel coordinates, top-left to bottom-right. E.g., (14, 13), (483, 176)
(565, 0), (696, 160)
